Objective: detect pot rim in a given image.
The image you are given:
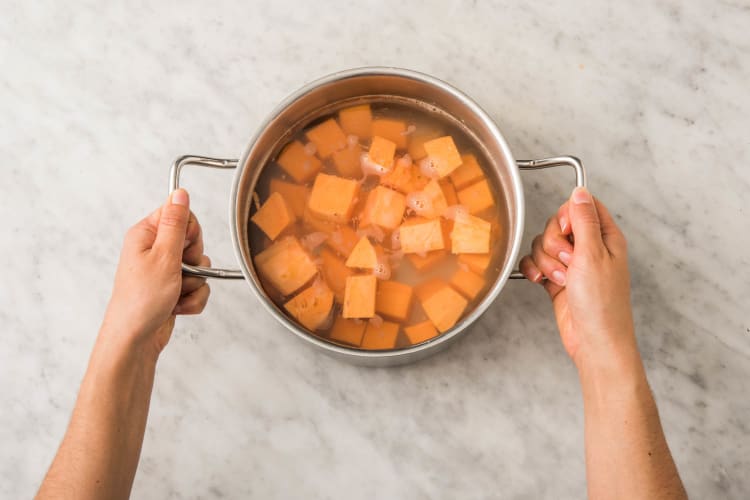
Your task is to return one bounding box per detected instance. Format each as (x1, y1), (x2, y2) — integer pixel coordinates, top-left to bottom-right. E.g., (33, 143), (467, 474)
(228, 66), (524, 361)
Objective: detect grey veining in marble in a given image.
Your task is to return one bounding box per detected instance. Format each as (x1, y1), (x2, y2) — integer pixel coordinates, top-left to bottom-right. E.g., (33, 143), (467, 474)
(1, 1), (749, 498)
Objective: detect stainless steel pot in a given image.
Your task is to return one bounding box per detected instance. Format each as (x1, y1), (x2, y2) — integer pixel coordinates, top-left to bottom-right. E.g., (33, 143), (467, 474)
(169, 67), (586, 366)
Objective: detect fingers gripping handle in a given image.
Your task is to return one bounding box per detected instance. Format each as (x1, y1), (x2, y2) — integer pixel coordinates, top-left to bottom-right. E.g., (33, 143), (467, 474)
(169, 155), (245, 279)
(509, 156), (587, 280)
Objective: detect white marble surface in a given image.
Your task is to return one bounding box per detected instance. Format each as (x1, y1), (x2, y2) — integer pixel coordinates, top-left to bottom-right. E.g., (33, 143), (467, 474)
(2, 1), (749, 498)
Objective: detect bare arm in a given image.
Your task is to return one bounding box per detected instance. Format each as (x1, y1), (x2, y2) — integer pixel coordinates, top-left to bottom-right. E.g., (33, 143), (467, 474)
(37, 189), (211, 499)
(520, 187), (686, 499)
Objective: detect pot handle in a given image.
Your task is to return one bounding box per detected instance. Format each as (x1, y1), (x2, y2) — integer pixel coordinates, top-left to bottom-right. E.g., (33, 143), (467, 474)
(169, 155), (245, 279)
(508, 156), (587, 280)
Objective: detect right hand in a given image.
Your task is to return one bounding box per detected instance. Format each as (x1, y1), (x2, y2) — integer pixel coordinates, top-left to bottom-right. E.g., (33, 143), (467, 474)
(519, 187), (636, 369)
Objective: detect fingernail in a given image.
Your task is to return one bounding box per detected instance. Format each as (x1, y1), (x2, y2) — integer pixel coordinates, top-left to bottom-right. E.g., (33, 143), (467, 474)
(560, 215), (568, 232)
(533, 270), (543, 283)
(558, 251), (571, 265)
(171, 189), (189, 206)
(572, 187), (592, 205)
(551, 269), (567, 286)
(183, 239), (192, 249)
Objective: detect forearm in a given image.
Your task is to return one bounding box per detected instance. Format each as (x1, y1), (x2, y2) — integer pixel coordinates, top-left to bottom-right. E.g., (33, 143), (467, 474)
(37, 327), (158, 500)
(577, 336), (686, 500)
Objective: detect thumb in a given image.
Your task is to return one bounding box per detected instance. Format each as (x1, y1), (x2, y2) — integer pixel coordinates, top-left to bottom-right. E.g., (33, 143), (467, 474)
(153, 189), (190, 258)
(568, 187), (604, 251)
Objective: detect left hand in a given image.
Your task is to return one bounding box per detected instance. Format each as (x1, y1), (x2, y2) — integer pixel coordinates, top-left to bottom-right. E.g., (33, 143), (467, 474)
(102, 189), (211, 357)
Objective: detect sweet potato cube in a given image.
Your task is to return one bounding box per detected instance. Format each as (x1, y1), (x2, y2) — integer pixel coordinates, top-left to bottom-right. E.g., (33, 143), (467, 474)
(380, 158), (429, 194)
(302, 206), (335, 234)
(269, 178), (309, 218)
(375, 280), (413, 321)
(251, 191), (296, 241)
(450, 268), (486, 299)
(360, 186), (406, 231)
(419, 281), (468, 332)
(307, 173), (359, 223)
(325, 225), (360, 257)
(283, 279), (334, 331)
(329, 316), (366, 346)
(343, 274), (377, 318)
(361, 320), (400, 350)
(440, 180), (458, 206)
(414, 277), (445, 302)
(406, 250), (448, 271)
(338, 104), (372, 138)
(305, 118), (347, 158)
(320, 248), (353, 302)
(404, 321), (439, 345)
(368, 136), (396, 170)
(371, 119), (408, 149)
(458, 254), (492, 274)
(457, 179), (494, 214)
(421, 179), (448, 218)
(408, 127), (442, 160)
(450, 154), (484, 189)
(450, 212), (491, 254)
(332, 144), (362, 178)
(254, 236), (318, 296)
(346, 236), (377, 269)
(399, 218), (445, 254)
(423, 136), (463, 178)
(277, 141), (322, 183)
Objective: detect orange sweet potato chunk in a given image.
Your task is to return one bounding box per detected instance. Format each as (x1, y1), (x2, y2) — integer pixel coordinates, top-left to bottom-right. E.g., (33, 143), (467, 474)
(345, 236), (377, 269)
(421, 179), (448, 218)
(329, 316), (366, 346)
(251, 191), (295, 241)
(372, 119), (408, 149)
(360, 186), (406, 231)
(305, 118), (347, 158)
(423, 136), (463, 178)
(450, 154), (484, 189)
(277, 141), (322, 183)
(458, 254), (492, 274)
(408, 128), (442, 160)
(255, 236), (318, 296)
(414, 277), (445, 302)
(404, 320), (439, 345)
(361, 320), (400, 350)
(325, 225), (360, 257)
(419, 281), (468, 332)
(320, 248), (353, 302)
(375, 280), (413, 321)
(368, 136), (396, 170)
(307, 173), (359, 223)
(457, 179), (494, 214)
(269, 178), (309, 218)
(338, 104), (372, 138)
(284, 279), (334, 331)
(332, 143), (363, 178)
(406, 250), (448, 271)
(399, 218), (445, 254)
(450, 212), (491, 254)
(343, 274), (377, 318)
(380, 158), (429, 194)
(302, 206), (335, 234)
(440, 180), (458, 206)
(450, 268), (486, 299)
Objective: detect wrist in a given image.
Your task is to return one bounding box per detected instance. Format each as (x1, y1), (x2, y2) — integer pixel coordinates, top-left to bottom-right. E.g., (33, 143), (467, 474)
(96, 315), (161, 368)
(573, 328), (646, 389)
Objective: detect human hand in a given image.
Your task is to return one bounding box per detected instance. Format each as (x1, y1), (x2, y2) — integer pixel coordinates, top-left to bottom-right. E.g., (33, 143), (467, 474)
(519, 187), (636, 369)
(102, 189), (211, 358)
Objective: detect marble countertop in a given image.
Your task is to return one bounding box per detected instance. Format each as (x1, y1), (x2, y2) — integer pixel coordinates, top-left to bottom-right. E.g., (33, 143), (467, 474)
(2, 1), (748, 498)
